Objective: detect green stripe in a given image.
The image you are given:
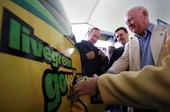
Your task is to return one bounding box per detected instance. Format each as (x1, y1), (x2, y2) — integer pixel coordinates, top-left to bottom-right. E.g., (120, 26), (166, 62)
(10, 0), (79, 51)
(11, 0), (65, 34)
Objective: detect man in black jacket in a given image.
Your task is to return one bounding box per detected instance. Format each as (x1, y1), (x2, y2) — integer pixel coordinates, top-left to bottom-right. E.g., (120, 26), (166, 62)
(106, 27), (129, 112)
(107, 27), (129, 71)
(75, 28), (108, 77)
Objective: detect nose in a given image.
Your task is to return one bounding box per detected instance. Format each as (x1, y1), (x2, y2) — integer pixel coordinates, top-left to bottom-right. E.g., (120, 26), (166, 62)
(126, 21), (132, 28)
(119, 36), (123, 40)
(118, 37), (123, 43)
(126, 19), (133, 27)
(94, 36), (98, 41)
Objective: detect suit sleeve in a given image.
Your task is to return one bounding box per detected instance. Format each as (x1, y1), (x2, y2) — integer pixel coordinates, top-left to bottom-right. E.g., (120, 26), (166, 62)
(108, 43), (129, 74)
(107, 47), (124, 70)
(98, 54), (170, 109)
(75, 43), (88, 64)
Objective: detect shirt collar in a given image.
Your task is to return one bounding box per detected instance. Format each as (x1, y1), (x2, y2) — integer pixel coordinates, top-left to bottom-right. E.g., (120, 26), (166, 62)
(87, 41), (94, 48)
(135, 23), (154, 38)
(147, 23), (154, 33)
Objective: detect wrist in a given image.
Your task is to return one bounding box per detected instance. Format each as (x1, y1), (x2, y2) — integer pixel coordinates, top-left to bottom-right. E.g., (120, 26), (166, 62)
(94, 76), (99, 91)
(107, 70), (114, 74)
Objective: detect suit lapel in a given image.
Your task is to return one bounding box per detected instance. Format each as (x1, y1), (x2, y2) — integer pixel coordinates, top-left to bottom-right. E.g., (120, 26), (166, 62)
(131, 37), (141, 70)
(150, 25), (166, 66)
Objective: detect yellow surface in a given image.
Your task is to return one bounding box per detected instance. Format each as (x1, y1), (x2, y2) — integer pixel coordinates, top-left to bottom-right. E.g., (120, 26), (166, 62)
(0, 0), (105, 112)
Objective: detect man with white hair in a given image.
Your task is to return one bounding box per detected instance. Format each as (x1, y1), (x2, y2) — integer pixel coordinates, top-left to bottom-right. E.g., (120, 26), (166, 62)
(108, 6), (170, 112)
(72, 6), (170, 112)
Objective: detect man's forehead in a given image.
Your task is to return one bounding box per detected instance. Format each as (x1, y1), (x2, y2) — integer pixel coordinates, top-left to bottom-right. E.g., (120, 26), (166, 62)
(124, 8), (137, 19)
(125, 11), (131, 18)
(124, 14), (129, 22)
(91, 29), (100, 34)
(116, 30), (124, 34)
(125, 12), (136, 22)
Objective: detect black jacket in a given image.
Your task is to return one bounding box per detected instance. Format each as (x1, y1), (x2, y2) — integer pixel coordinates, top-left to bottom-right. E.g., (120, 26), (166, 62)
(107, 46), (125, 70)
(76, 40), (108, 77)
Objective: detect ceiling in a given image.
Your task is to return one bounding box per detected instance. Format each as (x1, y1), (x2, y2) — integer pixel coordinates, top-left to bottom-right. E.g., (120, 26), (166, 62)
(60, 0), (170, 38)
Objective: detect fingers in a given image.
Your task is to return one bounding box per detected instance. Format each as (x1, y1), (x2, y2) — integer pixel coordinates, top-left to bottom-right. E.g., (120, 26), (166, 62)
(100, 50), (105, 55)
(72, 77), (99, 99)
(72, 81), (86, 98)
(92, 74), (98, 78)
(74, 87), (79, 94)
(72, 83), (85, 98)
(100, 50), (106, 59)
(86, 51), (95, 59)
(72, 86), (80, 98)
(72, 82), (84, 98)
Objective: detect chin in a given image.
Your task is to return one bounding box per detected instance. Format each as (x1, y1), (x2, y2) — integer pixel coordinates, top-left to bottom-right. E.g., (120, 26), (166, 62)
(93, 42), (97, 44)
(132, 30), (137, 34)
(131, 28), (136, 33)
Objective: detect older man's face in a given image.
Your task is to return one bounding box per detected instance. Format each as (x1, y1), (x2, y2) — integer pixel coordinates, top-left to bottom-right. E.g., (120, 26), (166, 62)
(125, 9), (146, 35)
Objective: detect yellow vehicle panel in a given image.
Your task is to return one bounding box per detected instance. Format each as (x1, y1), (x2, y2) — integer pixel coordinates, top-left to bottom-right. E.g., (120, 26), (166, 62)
(0, 0), (106, 111)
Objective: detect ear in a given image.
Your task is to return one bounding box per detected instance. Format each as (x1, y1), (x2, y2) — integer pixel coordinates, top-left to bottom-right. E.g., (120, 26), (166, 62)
(88, 33), (90, 37)
(87, 33), (91, 40)
(142, 10), (148, 18)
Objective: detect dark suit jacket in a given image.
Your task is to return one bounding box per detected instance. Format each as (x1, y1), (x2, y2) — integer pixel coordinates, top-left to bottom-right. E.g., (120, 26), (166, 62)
(107, 46), (124, 70)
(75, 40), (108, 77)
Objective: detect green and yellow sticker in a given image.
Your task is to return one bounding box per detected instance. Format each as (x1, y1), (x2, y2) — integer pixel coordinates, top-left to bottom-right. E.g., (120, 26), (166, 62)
(0, 0), (105, 112)
(0, 1), (82, 111)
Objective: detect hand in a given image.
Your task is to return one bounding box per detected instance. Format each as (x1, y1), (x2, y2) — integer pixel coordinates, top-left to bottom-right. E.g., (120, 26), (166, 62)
(92, 74), (99, 78)
(100, 50), (106, 59)
(86, 51), (95, 59)
(72, 76), (99, 99)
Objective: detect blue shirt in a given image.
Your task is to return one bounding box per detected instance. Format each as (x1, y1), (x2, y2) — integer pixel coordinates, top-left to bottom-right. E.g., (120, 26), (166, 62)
(87, 41), (95, 50)
(136, 24), (155, 69)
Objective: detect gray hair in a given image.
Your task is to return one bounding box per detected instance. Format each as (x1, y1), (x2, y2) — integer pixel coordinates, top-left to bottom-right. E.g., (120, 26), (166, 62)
(137, 6), (149, 17)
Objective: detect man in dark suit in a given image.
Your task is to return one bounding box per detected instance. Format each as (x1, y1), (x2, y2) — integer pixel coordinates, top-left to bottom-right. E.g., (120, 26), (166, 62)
(75, 27), (108, 77)
(105, 27), (129, 112)
(107, 27), (129, 70)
